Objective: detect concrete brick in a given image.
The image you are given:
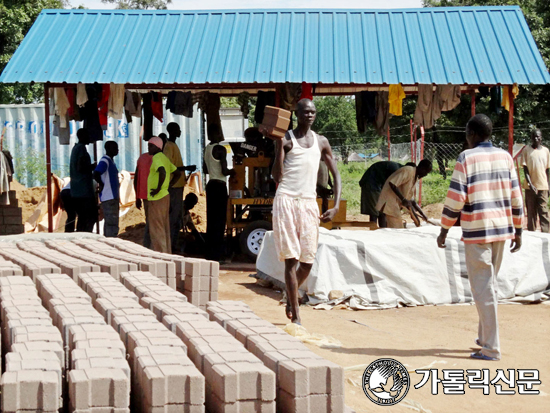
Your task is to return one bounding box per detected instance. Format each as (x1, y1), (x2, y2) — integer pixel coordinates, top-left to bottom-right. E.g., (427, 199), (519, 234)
(6, 357), (63, 402)
(69, 368), (130, 411)
(11, 341), (64, 368)
(94, 297), (142, 324)
(141, 364), (205, 407)
(205, 389), (275, 413)
(1, 370), (59, 412)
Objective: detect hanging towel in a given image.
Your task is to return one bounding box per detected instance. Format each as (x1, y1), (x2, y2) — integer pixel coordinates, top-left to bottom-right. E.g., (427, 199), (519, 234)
(489, 86), (502, 115)
(53, 115), (70, 145)
(124, 91), (142, 123)
(205, 93), (224, 140)
(54, 88), (71, 128)
(502, 84), (519, 112)
(300, 82), (313, 101)
(374, 91), (391, 136)
(414, 84), (438, 129)
(76, 83), (88, 107)
(437, 85), (462, 112)
(108, 83), (125, 119)
(66, 88), (80, 122)
(277, 83), (302, 111)
(98, 84), (110, 129)
(151, 92), (163, 122)
(388, 84), (406, 116)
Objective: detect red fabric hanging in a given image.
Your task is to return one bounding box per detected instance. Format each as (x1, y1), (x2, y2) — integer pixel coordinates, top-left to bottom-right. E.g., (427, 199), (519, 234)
(151, 92), (163, 122)
(98, 84), (110, 127)
(300, 82), (313, 101)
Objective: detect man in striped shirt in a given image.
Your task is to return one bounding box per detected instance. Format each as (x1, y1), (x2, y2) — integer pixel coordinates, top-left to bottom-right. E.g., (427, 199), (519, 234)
(437, 114), (523, 361)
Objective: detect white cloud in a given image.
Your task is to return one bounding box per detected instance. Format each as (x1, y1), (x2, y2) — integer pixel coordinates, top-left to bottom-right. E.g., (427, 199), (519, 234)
(76, 0), (423, 10)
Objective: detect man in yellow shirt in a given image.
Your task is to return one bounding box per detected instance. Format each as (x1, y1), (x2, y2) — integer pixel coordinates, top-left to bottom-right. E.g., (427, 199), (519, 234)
(148, 137), (181, 253)
(522, 128), (550, 232)
(163, 122), (196, 252)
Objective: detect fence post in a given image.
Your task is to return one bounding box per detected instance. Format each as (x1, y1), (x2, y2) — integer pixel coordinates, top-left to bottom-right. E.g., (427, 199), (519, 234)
(387, 127), (391, 161)
(44, 84), (53, 233)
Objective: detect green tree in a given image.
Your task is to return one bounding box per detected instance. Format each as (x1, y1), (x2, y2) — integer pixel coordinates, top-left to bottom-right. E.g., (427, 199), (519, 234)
(0, 0), (67, 104)
(423, 0), (550, 146)
(101, 0), (171, 9)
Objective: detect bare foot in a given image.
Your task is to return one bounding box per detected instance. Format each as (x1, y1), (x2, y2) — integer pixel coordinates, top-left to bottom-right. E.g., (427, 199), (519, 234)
(285, 303), (292, 320)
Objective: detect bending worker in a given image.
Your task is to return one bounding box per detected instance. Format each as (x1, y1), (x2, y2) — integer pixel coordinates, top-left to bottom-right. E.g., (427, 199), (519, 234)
(375, 159), (432, 228)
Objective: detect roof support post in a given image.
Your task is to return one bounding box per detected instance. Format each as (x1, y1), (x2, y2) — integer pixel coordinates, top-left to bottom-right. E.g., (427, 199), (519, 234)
(387, 127), (391, 161)
(470, 90), (476, 117)
(44, 84), (53, 233)
(508, 87), (515, 155)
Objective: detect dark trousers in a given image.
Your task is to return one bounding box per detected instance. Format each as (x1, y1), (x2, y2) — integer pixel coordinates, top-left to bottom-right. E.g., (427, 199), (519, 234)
(526, 189), (550, 232)
(206, 180), (228, 261)
(60, 188), (76, 233)
(101, 199), (119, 237)
(169, 187), (184, 253)
(73, 197), (98, 233)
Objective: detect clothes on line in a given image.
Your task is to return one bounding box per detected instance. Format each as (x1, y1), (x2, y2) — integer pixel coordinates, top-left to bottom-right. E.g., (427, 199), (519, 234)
(502, 84), (519, 112)
(108, 83), (125, 120)
(375, 91), (391, 136)
(388, 84), (406, 116)
(355, 91), (377, 133)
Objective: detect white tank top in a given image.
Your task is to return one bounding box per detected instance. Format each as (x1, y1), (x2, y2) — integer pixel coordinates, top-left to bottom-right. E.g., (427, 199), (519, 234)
(204, 143), (226, 183)
(276, 130), (322, 199)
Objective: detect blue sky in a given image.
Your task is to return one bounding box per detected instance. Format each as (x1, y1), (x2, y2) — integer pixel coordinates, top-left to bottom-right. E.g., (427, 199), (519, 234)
(76, 0), (424, 10)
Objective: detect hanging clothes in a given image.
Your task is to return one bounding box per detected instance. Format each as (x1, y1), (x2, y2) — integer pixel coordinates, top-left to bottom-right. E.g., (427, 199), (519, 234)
(254, 91), (276, 124)
(98, 84), (110, 130)
(108, 83), (125, 120)
(205, 93), (224, 140)
(0, 151), (11, 206)
(414, 85), (438, 129)
(173, 92), (193, 118)
(142, 93), (153, 141)
(277, 83), (301, 111)
(80, 84), (103, 142)
(237, 92), (250, 117)
(54, 88), (71, 128)
(66, 88), (80, 122)
(53, 115), (70, 145)
(355, 91), (377, 133)
(300, 82), (313, 101)
(501, 84), (519, 112)
(437, 85), (462, 112)
(388, 84), (406, 116)
(192, 92), (209, 112)
(489, 86), (502, 115)
(374, 91), (391, 136)
(151, 92), (163, 122)
(76, 83), (88, 107)
(124, 91), (141, 123)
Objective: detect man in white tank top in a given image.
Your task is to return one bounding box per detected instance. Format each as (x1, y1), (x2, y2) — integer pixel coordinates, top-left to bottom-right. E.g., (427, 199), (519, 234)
(269, 99), (341, 325)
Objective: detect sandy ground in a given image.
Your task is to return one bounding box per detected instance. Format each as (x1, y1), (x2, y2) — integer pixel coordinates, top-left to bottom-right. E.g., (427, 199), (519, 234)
(218, 268), (550, 413)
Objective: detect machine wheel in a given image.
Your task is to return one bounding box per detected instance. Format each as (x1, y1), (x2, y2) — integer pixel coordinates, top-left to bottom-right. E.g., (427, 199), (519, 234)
(240, 221), (272, 260)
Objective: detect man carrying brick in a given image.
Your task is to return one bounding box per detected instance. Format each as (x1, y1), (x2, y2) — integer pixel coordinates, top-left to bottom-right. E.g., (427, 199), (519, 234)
(268, 99), (341, 325)
(94, 141), (120, 237)
(522, 128), (550, 232)
(437, 114), (523, 361)
(146, 137), (181, 254)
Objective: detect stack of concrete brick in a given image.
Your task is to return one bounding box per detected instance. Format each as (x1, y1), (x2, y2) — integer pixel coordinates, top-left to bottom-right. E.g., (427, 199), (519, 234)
(45, 240), (138, 280)
(207, 301), (345, 413)
(78, 271), (205, 412)
(0, 256), (22, 276)
(0, 191), (24, 235)
(100, 238), (219, 306)
(0, 276), (63, 413)
(16, 240), (100, 281)
(0, 244), (60, 279)
(72, 239), (177, 288)
(34, 273), (131, 413)
(121, 271), (276, 412)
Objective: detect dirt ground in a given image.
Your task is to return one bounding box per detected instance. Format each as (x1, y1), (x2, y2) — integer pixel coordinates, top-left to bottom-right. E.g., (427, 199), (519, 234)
(218, 268), (550, 413)
(11, 181), (46, 224)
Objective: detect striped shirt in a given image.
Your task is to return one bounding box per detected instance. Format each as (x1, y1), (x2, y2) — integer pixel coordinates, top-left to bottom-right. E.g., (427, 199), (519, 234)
(441, 142), (523, 244)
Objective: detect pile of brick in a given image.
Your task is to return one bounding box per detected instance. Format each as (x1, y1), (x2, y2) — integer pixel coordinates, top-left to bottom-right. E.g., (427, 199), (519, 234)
(0, 276), (63, 413)
(0, 191), (24, 236)
(207, 301), (345, 412)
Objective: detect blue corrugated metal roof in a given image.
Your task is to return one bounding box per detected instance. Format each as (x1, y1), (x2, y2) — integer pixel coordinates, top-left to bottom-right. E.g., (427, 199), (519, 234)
(1, 6), (549, 85)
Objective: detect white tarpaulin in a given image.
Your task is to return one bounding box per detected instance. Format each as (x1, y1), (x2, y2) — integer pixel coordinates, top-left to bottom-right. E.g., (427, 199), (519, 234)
(256, 226), (550, 309)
